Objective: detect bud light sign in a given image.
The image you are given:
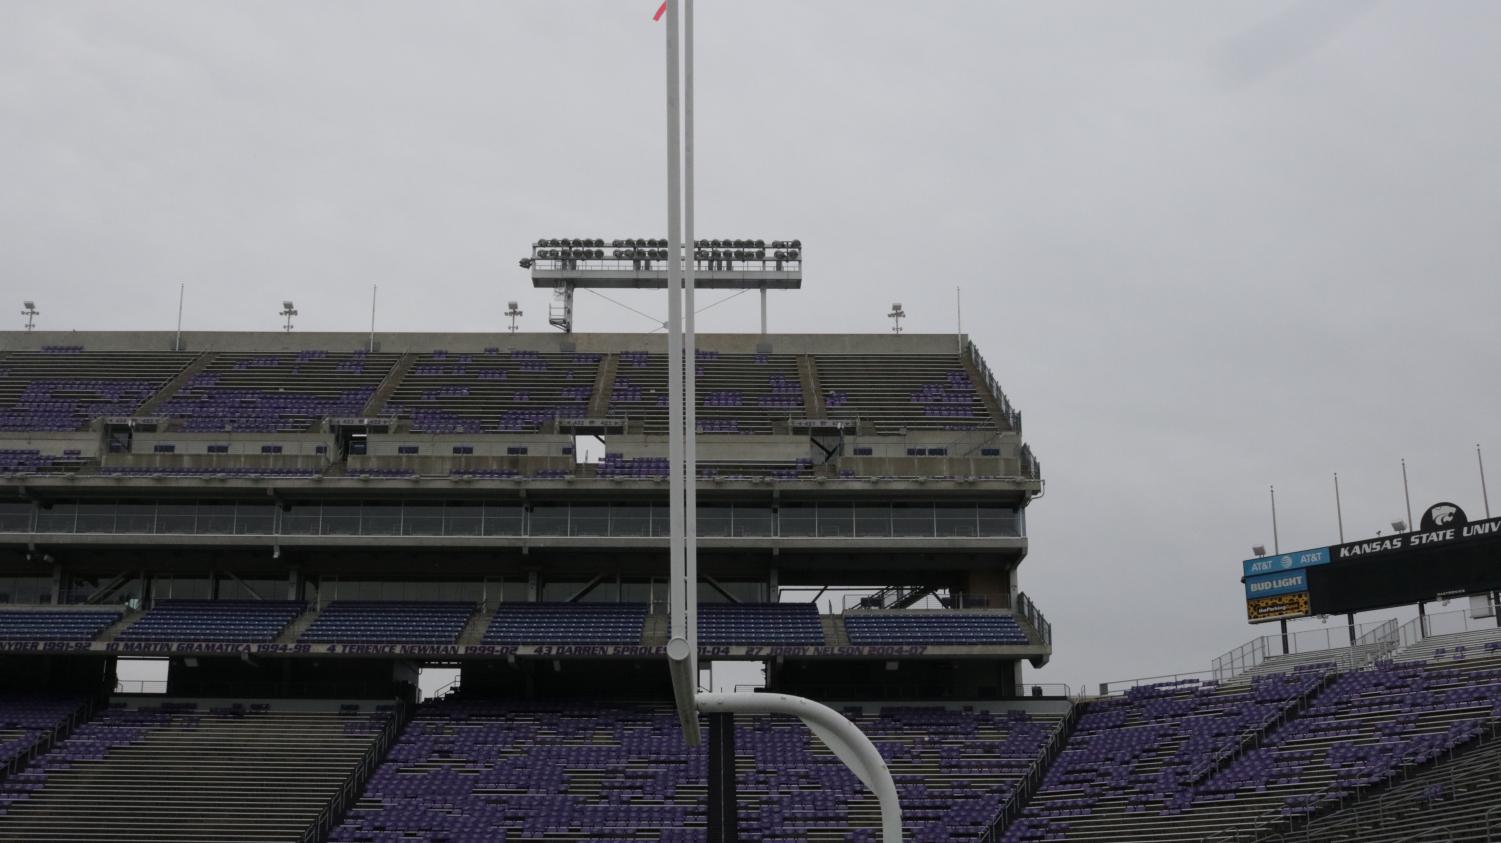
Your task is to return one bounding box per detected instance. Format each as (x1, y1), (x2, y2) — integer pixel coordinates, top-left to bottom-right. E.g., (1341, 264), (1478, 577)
(1244, 569), (1310, 600)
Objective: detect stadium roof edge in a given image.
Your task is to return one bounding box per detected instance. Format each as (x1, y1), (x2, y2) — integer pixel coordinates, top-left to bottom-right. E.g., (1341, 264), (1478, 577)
(0, 330), (975, 356)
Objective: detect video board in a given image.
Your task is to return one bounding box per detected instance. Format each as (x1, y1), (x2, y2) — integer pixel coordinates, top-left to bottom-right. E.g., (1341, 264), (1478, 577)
(1241, 502), (1501, 623)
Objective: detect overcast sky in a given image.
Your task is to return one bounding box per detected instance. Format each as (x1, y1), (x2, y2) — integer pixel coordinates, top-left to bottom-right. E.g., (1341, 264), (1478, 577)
(4, 1), (1499, 692)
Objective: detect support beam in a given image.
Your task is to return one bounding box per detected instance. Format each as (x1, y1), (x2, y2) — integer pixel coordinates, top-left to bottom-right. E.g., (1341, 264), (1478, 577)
(706, 712), (738, 841)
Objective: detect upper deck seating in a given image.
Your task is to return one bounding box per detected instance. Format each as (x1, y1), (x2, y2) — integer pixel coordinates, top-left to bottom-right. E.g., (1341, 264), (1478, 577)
(815, 353), (997, 435)
(331, 700), (1065, 843)
(300, 601), (476, 645)
(115, 600), (305, 643)
(0, 350), (192, 432)
(0, 450), (59, 475)
(607, 351), (807, 436)
(844, 612), (1031, 646)
(0, 609), (121, 641)
(699, 603), (824, 646)
(95, 466), (320, 478)
(0, 700), (392, 842)
(381, 349), (600, 433)
(156, 350), (400, 433)
(481, 603), (648, 646)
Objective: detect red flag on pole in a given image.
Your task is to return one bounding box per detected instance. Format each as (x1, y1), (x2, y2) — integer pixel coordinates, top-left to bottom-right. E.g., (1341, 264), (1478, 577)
(653, 1), (667, 21)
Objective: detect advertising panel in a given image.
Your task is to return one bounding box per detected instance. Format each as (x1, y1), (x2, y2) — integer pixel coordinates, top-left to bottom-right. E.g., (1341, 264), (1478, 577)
(1244, 569), (1310, 600)
(1242, 547), (1331, 578)
(1246, 592), (1310, 623)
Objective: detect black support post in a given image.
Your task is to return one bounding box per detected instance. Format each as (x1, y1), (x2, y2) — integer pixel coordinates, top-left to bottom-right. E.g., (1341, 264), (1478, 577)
(707, 711), (738, 841)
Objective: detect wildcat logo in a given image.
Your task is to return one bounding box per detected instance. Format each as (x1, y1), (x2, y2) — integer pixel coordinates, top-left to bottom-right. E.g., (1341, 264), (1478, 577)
(1420, 502), (1468, 532)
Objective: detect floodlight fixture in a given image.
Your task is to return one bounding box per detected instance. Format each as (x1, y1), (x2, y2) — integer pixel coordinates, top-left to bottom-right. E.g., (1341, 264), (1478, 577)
(1391, 520), (1407, 533)
(1251, 545), (1266, 557)
(888, 302), (906, 334)
(21, 301), (39, 332)
(280, 300), (298, 332)
(505, 301), (524, 334)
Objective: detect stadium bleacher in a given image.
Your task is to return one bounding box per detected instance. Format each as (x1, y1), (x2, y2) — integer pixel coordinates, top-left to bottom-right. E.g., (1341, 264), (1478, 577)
(0, 695), (89, 776)
(0, 609), (121, 641)
(698, 603), (824, 646)
(482, 603), (649, 646)
(329, 700), (1064, 843)
(152, 350), (400, 433)
(300, 601), (477, 645)
(0, 699), (395, 842)
(381, 349), (600, 433)
(115, 600), (305, 643)
(814, 354), (997, 435)
(0, 350), (192, 432)
(1002, 642), (1501, 842)
(845, 612), (1032, 646)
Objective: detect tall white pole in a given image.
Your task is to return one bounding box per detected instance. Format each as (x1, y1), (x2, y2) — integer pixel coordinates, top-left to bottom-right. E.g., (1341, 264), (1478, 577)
(1270, 485), (1280, 554)
(1333, 472), (1344, 542)
(683, 0), (699, 683)
(1480, 444), (1491, 518)
(175, 283), (185, 352)
(369, 285), (378, 353)
(1401, 458), (1413, 529)
(956, 286), (962, 343)
(663, 0), (698, 745)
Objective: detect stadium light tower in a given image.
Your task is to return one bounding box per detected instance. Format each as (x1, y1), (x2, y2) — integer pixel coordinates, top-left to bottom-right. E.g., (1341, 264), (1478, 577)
(657, 3), (901, 841)
(888, 302), (906, 334)
(280, 300), (297, 332)
(505, 301), (524, 333)
(21, 301), (38, 332)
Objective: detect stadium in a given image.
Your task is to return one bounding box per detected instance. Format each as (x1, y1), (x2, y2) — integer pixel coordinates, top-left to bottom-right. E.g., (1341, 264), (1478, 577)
(3, 2), (1500, 841)
(0, 319), (1498, 842)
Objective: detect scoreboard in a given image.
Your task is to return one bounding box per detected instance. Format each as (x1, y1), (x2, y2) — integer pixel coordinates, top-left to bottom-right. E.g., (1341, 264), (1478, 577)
(1241, 503), (1501, 623)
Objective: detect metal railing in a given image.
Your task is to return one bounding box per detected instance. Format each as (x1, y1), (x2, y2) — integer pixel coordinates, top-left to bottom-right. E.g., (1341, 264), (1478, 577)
(964, 340), (1022, 432)
(1211, 619), (1398, 681)
(114, 679), (169, 695)
(1098, 670), (1216, 696)
(1014, 592), (1051, 646)
(980, 702), (1080, 842)
(1, 696), (95, 781)
(301, 698), (408, 843)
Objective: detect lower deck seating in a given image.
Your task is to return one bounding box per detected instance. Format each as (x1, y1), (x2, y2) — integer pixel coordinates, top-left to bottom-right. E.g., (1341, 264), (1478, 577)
(115, 600), (305, 643)
(0, 699), (393, 842)
(0, 609), (121, 641)
(300, 601), (477, 644)
(0, 695), (88, 772)
(1293, 727), (1501, 843)
(1003, 647), (1501, 842)
(331, 700), (1065, 843)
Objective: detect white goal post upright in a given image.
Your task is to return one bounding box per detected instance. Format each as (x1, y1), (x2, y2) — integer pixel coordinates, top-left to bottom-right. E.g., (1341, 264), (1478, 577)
(659, 2), (902, 839)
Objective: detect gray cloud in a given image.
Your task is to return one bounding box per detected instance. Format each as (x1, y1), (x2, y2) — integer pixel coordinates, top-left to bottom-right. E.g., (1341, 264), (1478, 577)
(2, 1), (1499, 691)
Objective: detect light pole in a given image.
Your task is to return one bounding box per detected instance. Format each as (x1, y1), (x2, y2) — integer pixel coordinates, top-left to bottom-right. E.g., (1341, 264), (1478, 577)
(21, 301), (38, 332)
(280, 300), (298, 332)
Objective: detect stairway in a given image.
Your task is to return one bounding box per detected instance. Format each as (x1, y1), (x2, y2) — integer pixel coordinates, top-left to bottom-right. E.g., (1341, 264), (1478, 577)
(359, 352), (416, 417)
